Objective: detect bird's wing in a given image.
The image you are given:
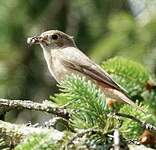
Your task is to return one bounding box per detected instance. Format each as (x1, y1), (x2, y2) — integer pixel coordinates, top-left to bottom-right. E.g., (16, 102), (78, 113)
(59, 48), (147, 114)
(60, 48), (129, 96)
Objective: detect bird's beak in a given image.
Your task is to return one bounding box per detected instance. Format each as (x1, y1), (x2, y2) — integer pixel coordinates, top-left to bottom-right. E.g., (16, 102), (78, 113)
(27, 36), (48, 45)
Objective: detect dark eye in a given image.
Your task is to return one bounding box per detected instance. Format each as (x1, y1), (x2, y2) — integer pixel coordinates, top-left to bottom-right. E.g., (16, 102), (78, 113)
(51, 34), (58, 40)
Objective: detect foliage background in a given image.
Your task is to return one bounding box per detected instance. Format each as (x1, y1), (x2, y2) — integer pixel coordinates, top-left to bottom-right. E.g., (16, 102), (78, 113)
(0, 0), (156, 123)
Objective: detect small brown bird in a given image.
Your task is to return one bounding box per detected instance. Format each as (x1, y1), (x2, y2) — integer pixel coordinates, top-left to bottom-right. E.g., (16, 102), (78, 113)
(27, 30), (144, 112)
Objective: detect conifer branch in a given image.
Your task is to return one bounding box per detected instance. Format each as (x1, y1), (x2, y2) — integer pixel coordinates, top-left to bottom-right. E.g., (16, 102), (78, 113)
(65, 128), (98, 149)
(0, 120), (64, 148)
(115, 113), (156, 132)
(0, 98), (69, 119)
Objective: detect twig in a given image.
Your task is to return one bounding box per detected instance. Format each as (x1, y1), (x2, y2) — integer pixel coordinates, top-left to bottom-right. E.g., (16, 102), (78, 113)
(115, 113), (156, 132)
(113, 129), (120, 150)
(0, 98), (69, 119)
(65, 128), (98, 149)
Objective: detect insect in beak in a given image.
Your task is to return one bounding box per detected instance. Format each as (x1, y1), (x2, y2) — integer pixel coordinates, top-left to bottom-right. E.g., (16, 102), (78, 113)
(27, 36), (49, 45)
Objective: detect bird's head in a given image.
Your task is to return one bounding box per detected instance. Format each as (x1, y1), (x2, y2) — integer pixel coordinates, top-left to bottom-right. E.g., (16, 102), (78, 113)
(27, 30), (76, 50)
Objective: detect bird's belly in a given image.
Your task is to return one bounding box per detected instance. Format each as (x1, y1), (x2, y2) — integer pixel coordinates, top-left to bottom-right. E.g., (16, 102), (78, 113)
(53, 66), (72, 82)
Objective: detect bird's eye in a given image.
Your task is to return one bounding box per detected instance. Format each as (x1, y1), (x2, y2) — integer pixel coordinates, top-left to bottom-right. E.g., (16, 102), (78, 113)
(51, 34), (58, 40)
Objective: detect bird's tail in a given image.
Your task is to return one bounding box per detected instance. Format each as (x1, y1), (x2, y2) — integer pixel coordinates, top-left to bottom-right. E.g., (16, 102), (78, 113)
(103, 88), (146, 114)
(116, 90), (146, 114)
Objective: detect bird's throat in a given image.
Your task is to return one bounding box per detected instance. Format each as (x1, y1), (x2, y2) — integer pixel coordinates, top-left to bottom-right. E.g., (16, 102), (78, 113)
(41, 46), (55, 78)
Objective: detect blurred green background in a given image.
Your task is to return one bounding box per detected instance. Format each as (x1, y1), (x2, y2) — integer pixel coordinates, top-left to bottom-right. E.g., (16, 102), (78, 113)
(0, 0), (156, 123)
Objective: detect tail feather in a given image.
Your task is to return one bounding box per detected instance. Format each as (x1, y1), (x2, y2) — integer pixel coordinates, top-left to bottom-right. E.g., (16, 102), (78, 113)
(121, 95), (145, 114)
(115, 90), (146, 114)
(102, 87), (146, 114)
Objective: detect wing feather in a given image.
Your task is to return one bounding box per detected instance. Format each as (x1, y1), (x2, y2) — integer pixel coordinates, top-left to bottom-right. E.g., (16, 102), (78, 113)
(58, 48), (145, 113)
(62, 57), (129, 97)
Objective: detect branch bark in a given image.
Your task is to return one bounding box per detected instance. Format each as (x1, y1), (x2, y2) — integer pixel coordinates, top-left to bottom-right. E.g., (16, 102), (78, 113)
(0, 98), (69, 119)
(0, 120), (64, 148)
(115, 113), (156, 132)
(113, 129), (120, 150)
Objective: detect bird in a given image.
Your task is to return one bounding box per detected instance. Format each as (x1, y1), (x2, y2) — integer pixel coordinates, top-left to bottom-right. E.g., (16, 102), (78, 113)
(27, 30), (144, 113)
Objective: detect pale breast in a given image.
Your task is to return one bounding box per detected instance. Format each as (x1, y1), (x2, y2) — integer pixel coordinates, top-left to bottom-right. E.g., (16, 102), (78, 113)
(49, 50), (77, 82)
